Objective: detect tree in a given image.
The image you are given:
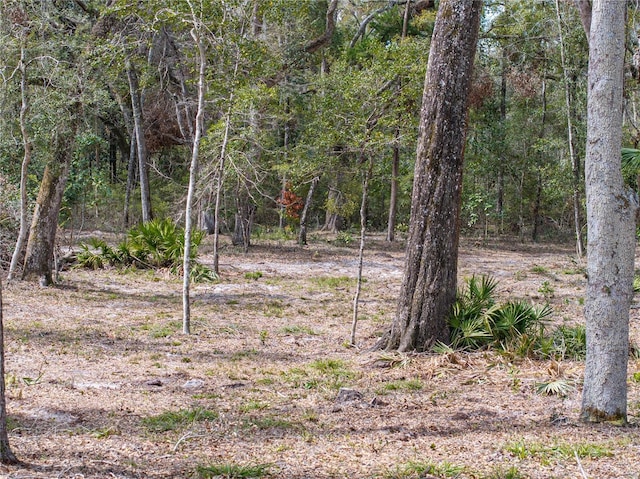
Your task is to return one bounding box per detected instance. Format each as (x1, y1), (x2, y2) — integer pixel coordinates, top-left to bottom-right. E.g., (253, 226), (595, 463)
(580, 0), (636, 424)
(182, 6), (207, 335)
(377, 0), (482, 351)
(0, 279), (18, 464)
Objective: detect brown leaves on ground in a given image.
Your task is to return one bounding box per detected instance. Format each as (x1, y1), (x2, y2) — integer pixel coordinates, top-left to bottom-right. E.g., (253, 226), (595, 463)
(1, 236), (639, 479)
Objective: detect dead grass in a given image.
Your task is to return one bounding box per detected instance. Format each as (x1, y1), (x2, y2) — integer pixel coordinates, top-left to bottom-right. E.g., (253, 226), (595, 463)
(0, 235), (639, 478)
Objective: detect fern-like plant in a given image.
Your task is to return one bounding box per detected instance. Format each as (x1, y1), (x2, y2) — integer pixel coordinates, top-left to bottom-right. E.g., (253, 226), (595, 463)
(76, 219), (216, 282)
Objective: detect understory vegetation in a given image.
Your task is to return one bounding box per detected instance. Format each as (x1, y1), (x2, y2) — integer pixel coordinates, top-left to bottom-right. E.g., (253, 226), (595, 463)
(76, 218), (217, 282)
(447, 275), (586, 362)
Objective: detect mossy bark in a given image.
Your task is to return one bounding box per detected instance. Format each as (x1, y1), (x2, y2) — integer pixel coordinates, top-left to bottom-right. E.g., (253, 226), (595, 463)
(22, 131), (74, 285)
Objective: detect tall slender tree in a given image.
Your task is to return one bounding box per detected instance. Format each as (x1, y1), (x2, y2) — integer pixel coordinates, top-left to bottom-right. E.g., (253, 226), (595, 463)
(580, 0), (636, 423)
(378, 0), (482, 351)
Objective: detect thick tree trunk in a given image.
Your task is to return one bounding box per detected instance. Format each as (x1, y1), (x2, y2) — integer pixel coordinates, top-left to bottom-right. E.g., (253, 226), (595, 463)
(0, 280), (18, 464)
(299, 176), (319, 246)
(581, 0), (636, 424)
(126, 60), (152, 223)
(379, 0), (481, 352)
(22, 131), (75, 285)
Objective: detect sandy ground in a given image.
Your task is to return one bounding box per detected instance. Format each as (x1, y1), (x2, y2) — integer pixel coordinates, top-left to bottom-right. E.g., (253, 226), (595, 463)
(0, 235), (639, 479)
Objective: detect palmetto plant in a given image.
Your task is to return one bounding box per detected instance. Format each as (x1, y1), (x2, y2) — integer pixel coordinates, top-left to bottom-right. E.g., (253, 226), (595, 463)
(77, 219), (216, 282)
(449, 275), (552, 351)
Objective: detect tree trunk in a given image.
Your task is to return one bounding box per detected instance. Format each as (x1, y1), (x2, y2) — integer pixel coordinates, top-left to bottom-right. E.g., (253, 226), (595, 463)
(123, 129), (137, 228)
(126, 60), (152, 223)
(299, 176), (319, 246)
(22, 131), (75, 285)
(574, 0), (592, 44)
(556, 0), (584, 256)
(0, 280), (18, 464)
(213, 99), (234, 274)
(378, 0), (482, 352)
(581, 0), (636, 424)
(351, 157), (374, 346)
(21, 165), (65, 286)
(182, 26), (207, 335)
(386, 130), (400, 242)
(8, 46), (31, 281)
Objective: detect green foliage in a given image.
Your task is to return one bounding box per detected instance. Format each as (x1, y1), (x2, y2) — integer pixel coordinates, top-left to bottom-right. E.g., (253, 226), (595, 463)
(142, 407), (218, 433)
(545, 325), (586, 360)
(334, 231), (354, 246)
(76, 219), (216, 282)
(448, 275), (552, 351)
(244, 271), (263, 280)
(196, 463), (272, 479)
(535, 379), (575, 397)
(506, 439), (612, 462)
(377, 378), (423, 395)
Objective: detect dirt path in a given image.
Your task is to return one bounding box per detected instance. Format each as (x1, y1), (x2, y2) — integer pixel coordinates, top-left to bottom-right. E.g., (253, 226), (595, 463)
(1, 237), (639, 478)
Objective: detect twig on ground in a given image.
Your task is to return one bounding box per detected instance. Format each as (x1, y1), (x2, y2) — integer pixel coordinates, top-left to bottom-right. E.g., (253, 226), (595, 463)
(575, 450), (588, 479)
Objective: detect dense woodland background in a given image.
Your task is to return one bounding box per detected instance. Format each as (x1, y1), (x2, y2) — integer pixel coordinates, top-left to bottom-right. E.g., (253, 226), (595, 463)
(0, 0), (629, 264)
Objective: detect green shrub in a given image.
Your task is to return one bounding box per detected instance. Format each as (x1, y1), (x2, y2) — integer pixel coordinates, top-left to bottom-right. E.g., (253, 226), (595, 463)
(448, 275), (552, 351)
(77, 218), (216, 282)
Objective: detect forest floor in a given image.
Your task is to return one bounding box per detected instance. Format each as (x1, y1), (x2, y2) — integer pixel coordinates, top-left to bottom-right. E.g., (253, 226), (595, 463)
(1, 233), (640, 479)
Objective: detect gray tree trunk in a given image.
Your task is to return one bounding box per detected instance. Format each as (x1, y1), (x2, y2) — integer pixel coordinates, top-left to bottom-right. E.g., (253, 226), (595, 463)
(182, 26), (207, 335)
(581, 0), (636, 424)
(556, 0), (584, 257)
(8, 46), (31, 281)
(126, 60), (153, 223)
(377, 0), (482, 352)
(0, 279), (18, 464)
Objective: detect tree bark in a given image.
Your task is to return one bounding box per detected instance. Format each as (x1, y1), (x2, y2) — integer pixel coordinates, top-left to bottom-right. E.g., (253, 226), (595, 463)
(22, 130), (74, 285)
(378, 0), (481, 352)
(573, 0), (592, 44)
(126, 60), (153, 223)
(304, 0), (338, 54)
(581, 0), (636, 424)
(0, 280), (18, 464)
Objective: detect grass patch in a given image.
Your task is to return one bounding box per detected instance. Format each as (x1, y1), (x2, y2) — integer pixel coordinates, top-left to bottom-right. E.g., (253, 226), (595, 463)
(506, 439), (613, 463)
(245, 271), (263, 281)
(196, 463), (272, 479)
(484, 466), (525, 479)
(281, 325), (317, 335)
(141, 407), (218, 433)
(281, 359), (356, 391)
(377, 378), (423, 395)
(239, 400), (269, 413)
(385, 460), (464, 478)
(310, 276), (354, 289)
